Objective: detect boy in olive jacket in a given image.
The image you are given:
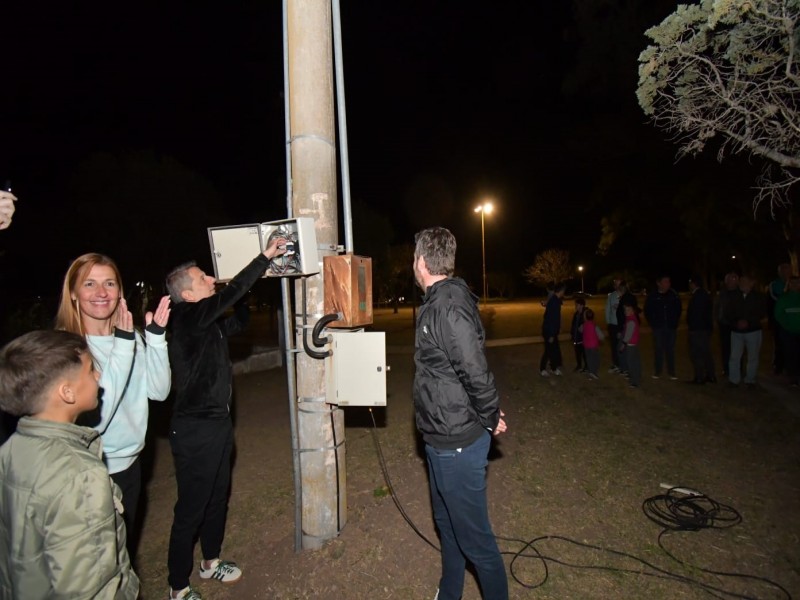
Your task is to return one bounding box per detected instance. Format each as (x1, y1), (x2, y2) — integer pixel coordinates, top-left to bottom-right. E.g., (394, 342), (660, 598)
(0, 330), (138, 600)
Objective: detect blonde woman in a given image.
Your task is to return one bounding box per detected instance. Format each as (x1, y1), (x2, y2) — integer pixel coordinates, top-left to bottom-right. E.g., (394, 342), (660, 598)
(56, 253), (171, 559)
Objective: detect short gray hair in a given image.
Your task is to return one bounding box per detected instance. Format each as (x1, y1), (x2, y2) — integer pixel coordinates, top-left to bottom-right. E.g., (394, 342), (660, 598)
(165, 261), (197, 303)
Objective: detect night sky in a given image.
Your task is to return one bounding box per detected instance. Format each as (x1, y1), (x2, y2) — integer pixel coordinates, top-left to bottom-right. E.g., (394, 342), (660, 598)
(0, 1), (785, 309)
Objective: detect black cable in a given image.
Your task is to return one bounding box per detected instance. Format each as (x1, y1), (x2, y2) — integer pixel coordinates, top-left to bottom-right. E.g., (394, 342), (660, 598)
(366, 425), (793, 600)
(368, 408), (440, 552)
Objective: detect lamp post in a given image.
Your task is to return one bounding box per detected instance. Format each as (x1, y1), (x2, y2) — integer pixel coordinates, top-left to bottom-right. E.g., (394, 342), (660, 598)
(578, 265), (584, 294)
(474, 202), (493, 306)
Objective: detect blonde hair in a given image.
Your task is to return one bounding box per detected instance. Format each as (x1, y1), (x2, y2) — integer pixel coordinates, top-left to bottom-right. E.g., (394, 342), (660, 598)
(55, 253), (124, 336)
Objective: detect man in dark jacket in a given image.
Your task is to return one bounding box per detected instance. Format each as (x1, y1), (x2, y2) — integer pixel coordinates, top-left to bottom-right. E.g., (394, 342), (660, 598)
(644, 275), (682, 379)
(539, 282), (566, 376)
(686, 276), (716, 384)
(412, 226), (508, 600)
(724, 274), (767, 387)
(163, 236), (285, 600)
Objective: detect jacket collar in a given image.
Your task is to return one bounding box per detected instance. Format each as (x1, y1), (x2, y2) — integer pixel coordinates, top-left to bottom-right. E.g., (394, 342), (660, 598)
(16, 416), (102, 450)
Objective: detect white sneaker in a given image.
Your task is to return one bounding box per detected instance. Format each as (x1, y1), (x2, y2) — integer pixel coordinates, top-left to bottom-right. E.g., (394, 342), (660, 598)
(169, 587), (202, 600)
(540, 369), (550, 377)
(433, 590), (439, 600)
(554, 368), (563, 376)
(588, 373), (599, 380)
(199, 559), (242, 583)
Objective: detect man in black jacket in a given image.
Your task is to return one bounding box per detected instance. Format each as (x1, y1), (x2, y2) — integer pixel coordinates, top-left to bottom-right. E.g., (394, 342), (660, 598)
(412, 226), (508, 600)
(687, 276), (716, 384)
(644, 275), (682, 379)
(163, 236), (285, 600)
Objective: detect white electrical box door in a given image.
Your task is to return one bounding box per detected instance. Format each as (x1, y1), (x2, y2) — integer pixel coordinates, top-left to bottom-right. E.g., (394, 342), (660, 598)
(208, 217), (320, 281)
(326, 331), (387, 406)
(208, 224), (263, 282)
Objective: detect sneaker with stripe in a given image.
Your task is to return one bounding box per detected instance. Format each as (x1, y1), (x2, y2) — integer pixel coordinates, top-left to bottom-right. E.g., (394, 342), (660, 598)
(198, 559), (242, 583)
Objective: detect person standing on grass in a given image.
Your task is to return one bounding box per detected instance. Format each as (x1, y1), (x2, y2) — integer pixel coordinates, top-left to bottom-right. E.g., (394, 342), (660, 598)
(716, 272), (740, 378)
(686, 275), (716, 384)
(774, 276), (800, 386)
(644, 275), (682, 380)
(724, 274), (767, 388)
(621, 300), (642, 388)
(582, 308), (605, 380)
(163, 236), (286, 600)
(768, 263), (792, 374)
(540, 282), (566, 377)
(570, 297), (587, 372)
(615, 281), (637, 377)
(412, 226), (508, 600)
(605, 278), (622, 373)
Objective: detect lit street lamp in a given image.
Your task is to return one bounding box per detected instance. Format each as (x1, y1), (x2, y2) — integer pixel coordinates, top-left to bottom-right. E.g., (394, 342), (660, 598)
(578, 265), (584, 294)
(474, 202), (494, 306)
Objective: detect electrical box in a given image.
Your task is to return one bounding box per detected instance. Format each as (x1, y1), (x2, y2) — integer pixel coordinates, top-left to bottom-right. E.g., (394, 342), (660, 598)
(208, 217), (319, 281)
(326, 330), (386, 406)
(323, 255), (373, 327)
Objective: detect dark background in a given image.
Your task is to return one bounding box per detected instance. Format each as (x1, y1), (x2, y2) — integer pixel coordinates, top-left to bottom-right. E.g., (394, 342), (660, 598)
(0, 0), (786, 335)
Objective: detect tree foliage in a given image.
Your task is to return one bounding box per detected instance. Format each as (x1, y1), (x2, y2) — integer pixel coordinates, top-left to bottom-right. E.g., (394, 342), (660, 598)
(637, 0), (800, 209)
(523, 249), (572, 287)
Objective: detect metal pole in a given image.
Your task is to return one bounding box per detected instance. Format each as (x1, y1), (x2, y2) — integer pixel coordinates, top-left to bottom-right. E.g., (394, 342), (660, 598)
(481, 210), (487, 306)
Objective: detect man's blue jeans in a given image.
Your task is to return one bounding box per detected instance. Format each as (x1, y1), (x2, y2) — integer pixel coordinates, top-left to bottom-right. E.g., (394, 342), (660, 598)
(425, 430), (508, 600)
(729, 330), (762, 384)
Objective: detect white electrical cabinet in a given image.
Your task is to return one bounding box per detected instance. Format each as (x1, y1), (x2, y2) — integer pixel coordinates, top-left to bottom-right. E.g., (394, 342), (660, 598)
(208, 217), (319, 281)
(326, 330), (387, 406)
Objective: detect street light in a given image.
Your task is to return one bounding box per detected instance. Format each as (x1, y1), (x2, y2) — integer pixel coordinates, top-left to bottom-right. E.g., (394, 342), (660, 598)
(578, 265), (584, 294)
(474, 202), (494, 306)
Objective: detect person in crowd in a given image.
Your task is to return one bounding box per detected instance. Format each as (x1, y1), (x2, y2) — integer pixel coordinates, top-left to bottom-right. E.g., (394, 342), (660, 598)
(774, 275), (800, 386)
(0, 330), (139, 599)
(724, 274), (767, 388)
(411, 226), (508, 600)
(768, 263), (792, 374)
(540, 282), (566, 376)
(716, 272), (740, 377)
(164, 236), (286, 600)
(0, 189), (17, 230)
(570, 297), (587, 372)
(55, 253), (171, 561)
(620, 300), (642, 388)
(582, 308), (605, 380)
(686, 276), (716, 384)
(644, 275), (682, 380)
(605, 278), (622, 373)
(615, 281), (637, 377)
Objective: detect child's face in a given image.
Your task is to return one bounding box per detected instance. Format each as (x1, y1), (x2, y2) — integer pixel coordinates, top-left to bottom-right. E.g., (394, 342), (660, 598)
(68, 352), (100, 411)
(624, 305), (634, 316)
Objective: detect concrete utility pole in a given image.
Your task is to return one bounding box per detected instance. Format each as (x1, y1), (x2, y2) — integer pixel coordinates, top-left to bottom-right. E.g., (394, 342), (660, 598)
(286, 0), (346, 549)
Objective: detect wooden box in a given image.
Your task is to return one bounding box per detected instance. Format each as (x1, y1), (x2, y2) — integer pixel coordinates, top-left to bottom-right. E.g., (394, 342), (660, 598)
(323, 255), (373, 327)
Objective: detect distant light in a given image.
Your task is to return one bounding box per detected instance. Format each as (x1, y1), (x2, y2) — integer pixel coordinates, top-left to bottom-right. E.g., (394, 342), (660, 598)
(731, 255), (736, 260)
(578, 265), (584, 272)
(474, 202), (494, 214)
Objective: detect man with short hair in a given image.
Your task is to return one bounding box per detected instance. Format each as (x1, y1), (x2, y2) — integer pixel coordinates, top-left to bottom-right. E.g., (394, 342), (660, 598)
(644, 276), (682, 379)
(768, 263), (792, 374)
(164, 236), (285, 600)
(540, 282), (566, 376)
(716, 272), (740, 377)
(724, 274), (767, 388)
(687, 276), (716, 384)
(412, 226), (508, 600)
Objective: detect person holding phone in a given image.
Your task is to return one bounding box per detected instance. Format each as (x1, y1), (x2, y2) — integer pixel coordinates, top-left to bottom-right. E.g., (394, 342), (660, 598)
(0, 182), (16, 230)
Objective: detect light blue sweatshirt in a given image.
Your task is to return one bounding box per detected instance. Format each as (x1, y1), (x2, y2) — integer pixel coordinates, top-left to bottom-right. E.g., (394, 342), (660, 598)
(86, 324), (171, 474)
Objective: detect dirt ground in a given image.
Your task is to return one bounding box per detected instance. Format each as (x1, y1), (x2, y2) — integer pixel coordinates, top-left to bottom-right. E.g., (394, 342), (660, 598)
(134, 302), (800, 600)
